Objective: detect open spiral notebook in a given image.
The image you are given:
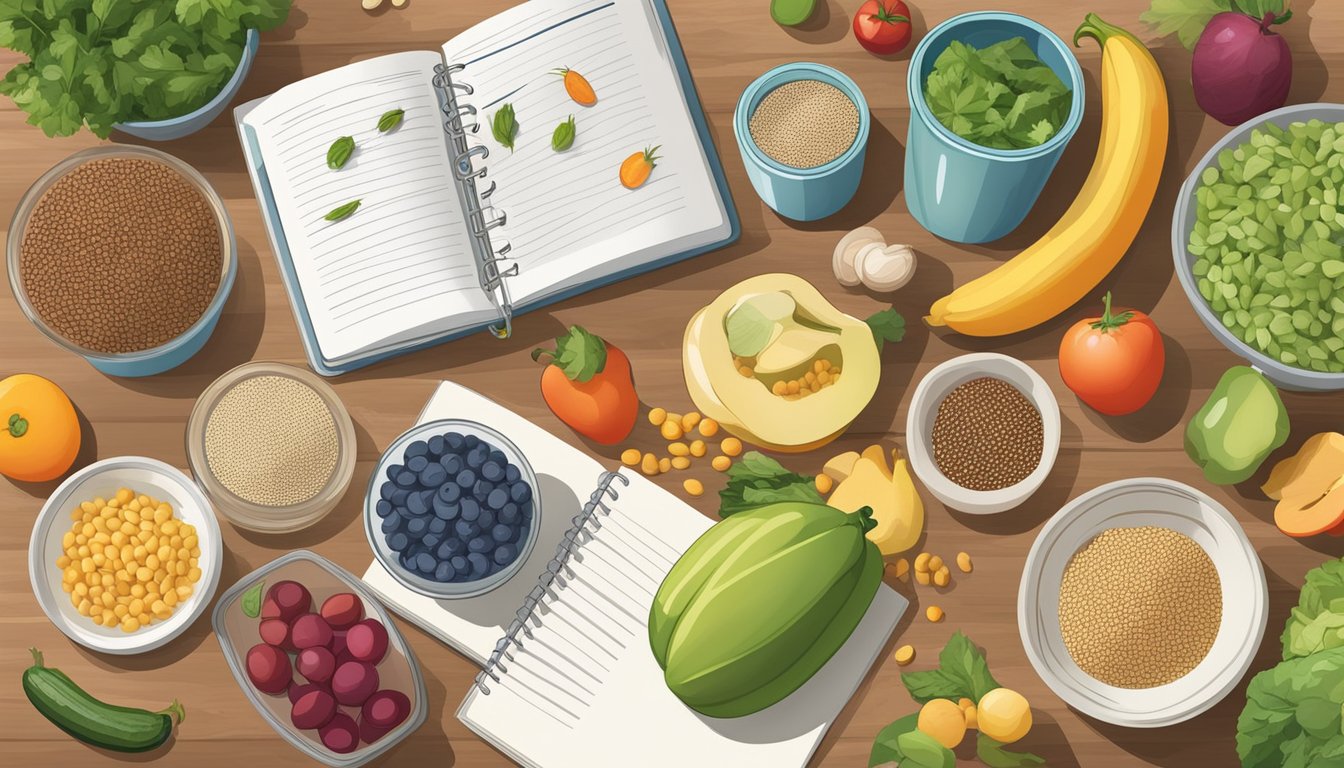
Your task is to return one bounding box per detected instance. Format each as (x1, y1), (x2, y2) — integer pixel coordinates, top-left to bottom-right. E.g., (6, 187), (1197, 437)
(361, 382), (906, 767)
(235, 0), (736, 375)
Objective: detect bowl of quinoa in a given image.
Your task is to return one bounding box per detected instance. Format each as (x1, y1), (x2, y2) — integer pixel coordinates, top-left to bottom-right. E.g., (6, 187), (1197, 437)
(1018, 478), (1267, 727)
(186, 362), (356, 534)
(6, 145), (236, 377)
(733, 62), (870, 221)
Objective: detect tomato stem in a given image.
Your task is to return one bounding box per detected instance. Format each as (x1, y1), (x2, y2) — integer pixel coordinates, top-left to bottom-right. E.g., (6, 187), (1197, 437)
(8, 412), (28, 438)
(1089, 292), (1134, 333)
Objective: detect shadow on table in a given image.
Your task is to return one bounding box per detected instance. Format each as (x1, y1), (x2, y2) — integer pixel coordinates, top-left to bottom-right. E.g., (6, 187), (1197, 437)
(780, 0), (847, 46)
(1078, 332), (1192, 444)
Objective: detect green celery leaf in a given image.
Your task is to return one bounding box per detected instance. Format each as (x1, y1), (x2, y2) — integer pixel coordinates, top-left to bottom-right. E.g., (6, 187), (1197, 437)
(902, 631), (1002, 703)
(718, 451), (822, 518)
(1141, 0), (1235, 50)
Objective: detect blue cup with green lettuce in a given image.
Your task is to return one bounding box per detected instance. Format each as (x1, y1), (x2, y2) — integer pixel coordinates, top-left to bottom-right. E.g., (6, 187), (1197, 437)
(905, 12), (1085, 243)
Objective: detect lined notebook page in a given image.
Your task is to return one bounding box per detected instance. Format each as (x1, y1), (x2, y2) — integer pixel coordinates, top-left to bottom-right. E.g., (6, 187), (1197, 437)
(241, 52), (498, 365)
(458, 486), (906, 767)
(441, 0), (730, 305)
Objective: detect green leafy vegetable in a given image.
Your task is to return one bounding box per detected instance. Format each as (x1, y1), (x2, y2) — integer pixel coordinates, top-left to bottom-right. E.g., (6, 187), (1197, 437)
(865, 308), (906, 352)
(718, 451), (823, 518)
(923, 37), (1072, 150)
(900, 631), (1001, 704)
(1237, 647), (1344, 767)
(377, 107), (404, 132)
(868, 713), (920, 766)
(531, 325), (608, 382)
(327, 136), (355, 169)
(492, 102), (518, 151)
(1282, 558), (1344, 660)
(240, 580), (264, 618)
(0, 0), (292, 138)
(978, 735), (1045, 767)
(551, 115), (575, 151)
(1141, 0), (1291, 50)
(324, 199), (361, 222)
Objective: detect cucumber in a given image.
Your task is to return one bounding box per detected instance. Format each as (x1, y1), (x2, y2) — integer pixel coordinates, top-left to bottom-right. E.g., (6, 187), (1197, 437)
(22, 648), (184, 752)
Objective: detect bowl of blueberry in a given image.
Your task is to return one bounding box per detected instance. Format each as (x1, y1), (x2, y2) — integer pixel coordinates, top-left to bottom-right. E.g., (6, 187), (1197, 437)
(364, 420), (540, 599)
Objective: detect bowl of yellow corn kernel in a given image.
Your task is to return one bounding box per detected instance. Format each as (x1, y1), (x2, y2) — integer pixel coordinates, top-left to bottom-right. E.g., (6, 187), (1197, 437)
(27, 456), (222, 654)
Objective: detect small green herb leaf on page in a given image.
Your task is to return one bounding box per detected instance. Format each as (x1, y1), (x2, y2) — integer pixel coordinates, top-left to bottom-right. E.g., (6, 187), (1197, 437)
(327, 135), (355, 169)
(240, 580), (265, 618)
(324, 199), (361, 222)
(977, 734), (1046, 768)
(492, 102), (518, 151)
(551, 115), (576, 151)
(377, 107), (404, 132)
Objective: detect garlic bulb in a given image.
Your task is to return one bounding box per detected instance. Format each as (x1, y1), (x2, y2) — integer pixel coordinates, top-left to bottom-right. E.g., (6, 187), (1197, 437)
(856, 243), (916, 292)
(832, 226), (882, 287)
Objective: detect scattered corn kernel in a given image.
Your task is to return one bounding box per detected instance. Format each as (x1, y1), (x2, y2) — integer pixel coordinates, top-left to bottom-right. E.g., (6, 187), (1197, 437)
(721, 437), (743, 457)
(699, 418), (720, 438)
(671, 456), (691, 470)
(681, 412), (701, 432)
(641, 453), (660, 476)
(914, 553), (932, 573)
(668, 442), (690, 457)
(933, 566), (950, 588)
(621, 448), (641, 466)
(661, 420), (684, 441)
(894, 558), (910, 581)
(957, 552), (973, 573)
(928, 555), (944, 573)
(683, 479), (704, 497)
(915, 570), (931, 586)
(711, 456), (732, 472)
(815, 473), (834, 494)
(648, 407), (667, 426)
(689, 440), (707, 458)
(659, 457), (672, 473)
(894, 645), (916, 665)
(926, 605), (944, 622)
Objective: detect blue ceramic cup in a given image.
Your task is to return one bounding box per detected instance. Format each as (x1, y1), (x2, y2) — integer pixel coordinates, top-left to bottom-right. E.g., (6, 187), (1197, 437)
(905, 12), (1085, 243)
(735, 63), (871, 222)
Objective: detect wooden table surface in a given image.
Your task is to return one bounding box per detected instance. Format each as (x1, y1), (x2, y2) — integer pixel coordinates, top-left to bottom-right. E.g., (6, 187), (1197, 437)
(2, 0), (1342, 765)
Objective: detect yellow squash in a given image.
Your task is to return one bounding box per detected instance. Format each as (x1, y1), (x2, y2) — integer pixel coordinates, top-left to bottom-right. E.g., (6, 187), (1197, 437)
(926, 14), (1168, 336)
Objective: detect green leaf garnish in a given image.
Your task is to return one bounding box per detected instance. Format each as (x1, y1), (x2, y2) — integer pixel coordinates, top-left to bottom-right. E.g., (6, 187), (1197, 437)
(324, 199), (361, 222)
(377, 107), (404, 132)
(531, 325), (608, 382)
(492, 103), (518, 151)
(240, 580), (265, 618)
(866, 308), (906, 352)
(327, 135), (355, 169)
(718, 452), (823, 518)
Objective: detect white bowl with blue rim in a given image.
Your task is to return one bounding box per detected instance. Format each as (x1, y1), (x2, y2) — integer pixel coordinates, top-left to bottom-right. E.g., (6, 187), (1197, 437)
(364, 419), (542, 600)
(734, 62), (870, 222)
(1171, 102), (1344, 391)
(114, 29), (259, 141)
(28, 457), (223, 655)
(905, 12), (1085, 243)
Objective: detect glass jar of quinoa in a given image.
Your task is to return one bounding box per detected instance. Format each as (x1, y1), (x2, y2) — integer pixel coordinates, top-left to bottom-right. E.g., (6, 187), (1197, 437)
(6, 146), (235, 377)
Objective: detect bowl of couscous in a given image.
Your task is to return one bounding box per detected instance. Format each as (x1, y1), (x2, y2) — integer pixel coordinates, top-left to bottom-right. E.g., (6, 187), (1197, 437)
(27, 456), (223, 655)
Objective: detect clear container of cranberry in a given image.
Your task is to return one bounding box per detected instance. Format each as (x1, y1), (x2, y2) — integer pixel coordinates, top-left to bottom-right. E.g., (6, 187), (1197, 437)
(212, 550), (426, 767)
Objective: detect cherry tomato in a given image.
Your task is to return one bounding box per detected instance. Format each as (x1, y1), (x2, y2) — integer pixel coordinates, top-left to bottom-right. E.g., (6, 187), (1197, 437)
(1058, 293), (1165, 416)
(853, 0), (913, 56)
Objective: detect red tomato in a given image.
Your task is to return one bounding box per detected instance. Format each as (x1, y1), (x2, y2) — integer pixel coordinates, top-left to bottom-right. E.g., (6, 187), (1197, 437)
(533, 326), (638, 445)
(853, 0), (913, 56)
(1058, 293), (1165, 416)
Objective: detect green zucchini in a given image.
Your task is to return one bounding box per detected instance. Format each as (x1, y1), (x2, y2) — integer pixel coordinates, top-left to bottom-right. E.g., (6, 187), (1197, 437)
(22, 648), (184, 752)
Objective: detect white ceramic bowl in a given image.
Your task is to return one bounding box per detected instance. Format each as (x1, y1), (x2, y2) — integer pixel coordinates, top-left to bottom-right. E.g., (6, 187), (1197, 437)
(1018, 478), (1267, 727)
(28, 457), (223, 654)
(905, 353), (1061, 514)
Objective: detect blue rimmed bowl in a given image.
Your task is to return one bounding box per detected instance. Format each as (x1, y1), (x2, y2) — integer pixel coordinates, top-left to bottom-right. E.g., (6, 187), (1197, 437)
(734, 62), (871, 222)
(114, 29), (259, 141)
(905, 12), (1085, 243)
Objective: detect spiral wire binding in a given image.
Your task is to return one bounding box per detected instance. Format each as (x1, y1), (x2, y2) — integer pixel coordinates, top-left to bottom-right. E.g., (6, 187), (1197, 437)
(473, 471), (630, 695)
(433, 63), (515, 339)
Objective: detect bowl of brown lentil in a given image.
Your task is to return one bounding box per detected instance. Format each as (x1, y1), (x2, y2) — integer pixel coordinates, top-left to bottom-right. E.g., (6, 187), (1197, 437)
(1017, 478), (1267, 727)
(904, 353), (1060, 515)
(185, 362), (357, 534)
(733, 62), (870, 221)
(6, 146), (236, 377)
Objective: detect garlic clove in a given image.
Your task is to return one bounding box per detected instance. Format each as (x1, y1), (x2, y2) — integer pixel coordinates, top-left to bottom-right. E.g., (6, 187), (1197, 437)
(833, 226), (882, 287)
(858, 243), (917, 292)
(362, 0), (385, 9)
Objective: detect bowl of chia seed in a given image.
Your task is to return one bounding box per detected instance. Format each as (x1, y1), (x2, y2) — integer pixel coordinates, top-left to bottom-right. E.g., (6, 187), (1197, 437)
(1172, 102), (1344, 391)
(905, 353), (1061, 515)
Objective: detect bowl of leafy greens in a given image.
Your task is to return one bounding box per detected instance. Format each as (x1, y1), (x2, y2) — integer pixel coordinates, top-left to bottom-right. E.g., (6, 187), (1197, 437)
(0, 0), (290, 140)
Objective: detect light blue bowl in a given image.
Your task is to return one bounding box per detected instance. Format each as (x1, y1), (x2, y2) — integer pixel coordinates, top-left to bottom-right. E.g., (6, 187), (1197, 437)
(114, 29), (259, 141)
(905, 13), (1085, 243)
(7, 146), (236, 377)
(734, 63), (870, 222)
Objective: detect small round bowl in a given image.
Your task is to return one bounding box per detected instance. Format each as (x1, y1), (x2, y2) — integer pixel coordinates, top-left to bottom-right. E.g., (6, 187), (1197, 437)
(6, 145), (237, 377)
(905, 12), (1085, 243)
(365, 419), (542, 600)
(115, 29), (260, 140)
(1018, 478), (1267, 727)
(28, 457), (223, 655)
(905, 353), (1061, 514)
(1172, 102), (1344, 391)
(733, 62), (871, 221)
(186, 362), (356, 534)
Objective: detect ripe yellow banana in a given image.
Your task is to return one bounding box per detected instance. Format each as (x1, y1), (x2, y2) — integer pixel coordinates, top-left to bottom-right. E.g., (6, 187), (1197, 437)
(926, 14), (1168, 336)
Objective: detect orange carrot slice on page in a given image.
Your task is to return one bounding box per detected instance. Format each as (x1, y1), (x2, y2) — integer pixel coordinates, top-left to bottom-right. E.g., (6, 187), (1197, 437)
(552, 67), (597, 106)
(619, 146), (660, 189)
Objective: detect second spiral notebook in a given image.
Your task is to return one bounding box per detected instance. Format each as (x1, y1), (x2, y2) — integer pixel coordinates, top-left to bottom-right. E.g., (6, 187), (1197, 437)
(235, 0), (737, 375)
